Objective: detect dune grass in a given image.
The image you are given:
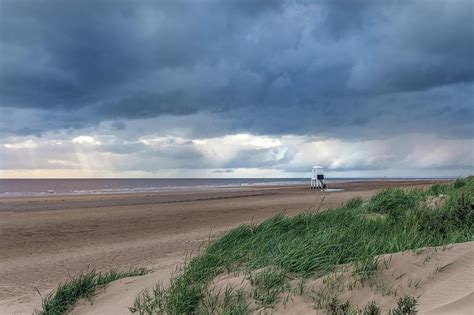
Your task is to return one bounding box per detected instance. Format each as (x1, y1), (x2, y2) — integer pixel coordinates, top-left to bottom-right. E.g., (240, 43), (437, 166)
(132, 177), (473, 314)
(36, 268), (148, 315)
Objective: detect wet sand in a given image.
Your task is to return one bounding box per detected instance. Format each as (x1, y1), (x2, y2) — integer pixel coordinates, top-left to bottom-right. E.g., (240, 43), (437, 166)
(0, 180), (444, 313)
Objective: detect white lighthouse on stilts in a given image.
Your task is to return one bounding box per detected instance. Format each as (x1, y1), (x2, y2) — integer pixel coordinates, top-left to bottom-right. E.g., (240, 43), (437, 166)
(311, 165), (326, 189)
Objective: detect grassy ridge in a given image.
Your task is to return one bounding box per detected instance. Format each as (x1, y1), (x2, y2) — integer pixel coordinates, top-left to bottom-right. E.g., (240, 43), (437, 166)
(132, 178), (473, 314)
(36, 268), (147, 315)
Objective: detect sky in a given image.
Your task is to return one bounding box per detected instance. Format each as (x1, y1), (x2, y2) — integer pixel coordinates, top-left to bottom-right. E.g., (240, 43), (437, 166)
(0, 0), (473, 178)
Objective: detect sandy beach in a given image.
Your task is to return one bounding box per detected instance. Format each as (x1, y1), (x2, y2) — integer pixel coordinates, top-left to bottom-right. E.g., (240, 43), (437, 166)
(0, 180), (450, 313)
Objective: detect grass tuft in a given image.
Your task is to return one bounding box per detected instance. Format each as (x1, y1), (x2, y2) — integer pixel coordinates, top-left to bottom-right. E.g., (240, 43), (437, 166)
(390, 295), (417, 315)
(36, 268), (147, 315)
(248, 268), (287, 307)
(345, 196), (364, 209)
(199, 286), (251, 315)
(363, 300), (381, 315)
(326, 296), (351, 314)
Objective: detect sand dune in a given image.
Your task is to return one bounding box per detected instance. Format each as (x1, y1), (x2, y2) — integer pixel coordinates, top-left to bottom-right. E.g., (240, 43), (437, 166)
(69, 241), (474, 314)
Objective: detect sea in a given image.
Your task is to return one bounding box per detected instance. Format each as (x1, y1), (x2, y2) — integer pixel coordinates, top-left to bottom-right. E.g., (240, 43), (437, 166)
(0, 178), (445, 198)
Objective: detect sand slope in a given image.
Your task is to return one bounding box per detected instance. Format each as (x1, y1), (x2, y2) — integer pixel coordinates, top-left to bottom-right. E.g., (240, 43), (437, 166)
(71, 241), (474, 314)
(279, 241), (474, 314)
(70, 267), (175, 315)
(417, 242), (474, 314)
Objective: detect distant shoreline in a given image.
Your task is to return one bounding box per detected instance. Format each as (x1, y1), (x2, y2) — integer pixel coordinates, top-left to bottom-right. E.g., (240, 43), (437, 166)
(0, 177), (453, 198)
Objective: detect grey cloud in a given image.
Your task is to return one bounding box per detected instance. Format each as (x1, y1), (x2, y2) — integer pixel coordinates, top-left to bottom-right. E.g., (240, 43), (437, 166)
(223, 147), (295, 169)
(0, 0), (473, 141)
(98, 142), (150, 155)
(212, 169), (234, 174)
(110, 121), (127, 131)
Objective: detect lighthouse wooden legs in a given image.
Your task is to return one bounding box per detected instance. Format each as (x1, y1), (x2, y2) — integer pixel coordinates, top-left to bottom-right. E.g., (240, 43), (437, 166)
(311, 178), (324, 189)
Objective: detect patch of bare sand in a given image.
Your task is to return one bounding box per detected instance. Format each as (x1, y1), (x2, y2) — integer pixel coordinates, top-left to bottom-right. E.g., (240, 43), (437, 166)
(276, 241), (474, 314)
(70, 267), (175, 315)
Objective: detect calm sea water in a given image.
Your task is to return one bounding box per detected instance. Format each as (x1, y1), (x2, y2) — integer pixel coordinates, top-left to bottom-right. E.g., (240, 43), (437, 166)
(0, 178), (440, 198)
(0, 178), (308, 197)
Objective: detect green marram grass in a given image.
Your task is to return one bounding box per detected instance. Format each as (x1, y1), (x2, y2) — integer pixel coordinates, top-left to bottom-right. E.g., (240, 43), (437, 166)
(36, 268), (148, 315)
(132, 177), (473, 314)
(248, 268), (288, 307)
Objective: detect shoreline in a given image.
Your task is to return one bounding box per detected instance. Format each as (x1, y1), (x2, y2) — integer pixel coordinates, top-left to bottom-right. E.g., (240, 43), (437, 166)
(0, 177), (450, 200)
(0, 178), (448, 203)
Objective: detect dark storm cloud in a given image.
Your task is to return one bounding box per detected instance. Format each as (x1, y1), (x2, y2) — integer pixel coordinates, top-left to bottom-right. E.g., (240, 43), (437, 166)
(0, 0), (473, 138)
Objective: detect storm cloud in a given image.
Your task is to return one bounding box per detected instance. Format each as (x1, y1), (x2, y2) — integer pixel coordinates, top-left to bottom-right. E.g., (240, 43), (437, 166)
(0, 0), (473, 177)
